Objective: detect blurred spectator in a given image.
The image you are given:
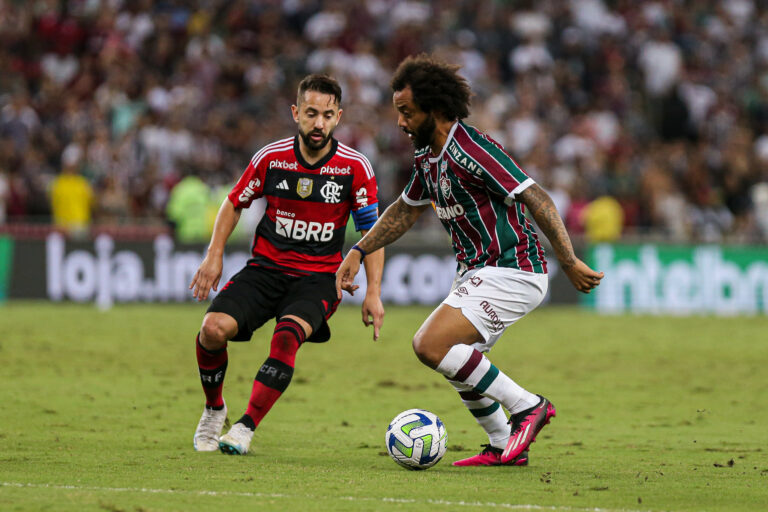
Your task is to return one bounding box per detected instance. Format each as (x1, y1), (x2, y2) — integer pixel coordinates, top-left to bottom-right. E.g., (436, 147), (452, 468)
(0, 166), (8, 224)
(165, 167), (212, 243)
(583, 195), (624, 242)
(50, 145), (93, 236)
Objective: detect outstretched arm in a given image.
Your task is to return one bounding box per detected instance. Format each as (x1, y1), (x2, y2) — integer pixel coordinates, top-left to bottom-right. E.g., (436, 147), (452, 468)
(518, 184), (603, 293)
(335, 197), (428, 299)
(189, 199), (242, 301)
(358, 229), (385, 340)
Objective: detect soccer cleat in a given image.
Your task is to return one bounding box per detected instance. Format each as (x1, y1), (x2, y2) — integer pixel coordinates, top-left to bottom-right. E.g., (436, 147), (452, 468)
(452, 445), (529, 466)
(193, 402), (228, 452)
(500, 395), (556, 464)
(218, 422), (254, 455)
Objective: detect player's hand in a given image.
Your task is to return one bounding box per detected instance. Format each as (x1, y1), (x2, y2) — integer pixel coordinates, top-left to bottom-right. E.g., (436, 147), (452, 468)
(335, 251), (362, 299)
(361, 293), (385, 341)
(189, 255), (223, 301)
(561, 257), (604, 293)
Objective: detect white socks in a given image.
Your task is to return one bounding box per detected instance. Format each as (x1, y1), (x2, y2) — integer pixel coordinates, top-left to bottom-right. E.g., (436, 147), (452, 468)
(437, 344), (539, 416)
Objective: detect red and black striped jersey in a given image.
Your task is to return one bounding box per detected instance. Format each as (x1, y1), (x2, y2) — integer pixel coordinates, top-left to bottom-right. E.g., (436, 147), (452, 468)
(228, 136), (378, 274)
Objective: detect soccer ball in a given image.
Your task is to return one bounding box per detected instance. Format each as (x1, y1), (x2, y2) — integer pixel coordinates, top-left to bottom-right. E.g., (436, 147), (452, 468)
(385, 409), (447, 470)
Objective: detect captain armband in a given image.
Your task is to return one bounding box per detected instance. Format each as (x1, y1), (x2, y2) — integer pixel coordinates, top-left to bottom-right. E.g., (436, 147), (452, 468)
(351, 203), (378, 231)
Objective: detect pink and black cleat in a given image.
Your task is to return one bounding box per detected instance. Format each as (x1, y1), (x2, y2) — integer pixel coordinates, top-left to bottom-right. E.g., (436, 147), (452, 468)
(500, 395), (556, 464)
(452, 445), (529, 467)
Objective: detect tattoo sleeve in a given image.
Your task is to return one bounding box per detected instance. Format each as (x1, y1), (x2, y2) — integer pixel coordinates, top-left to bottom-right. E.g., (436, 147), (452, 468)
(357, 197), (427, 253)
(519, 184), (577, 270)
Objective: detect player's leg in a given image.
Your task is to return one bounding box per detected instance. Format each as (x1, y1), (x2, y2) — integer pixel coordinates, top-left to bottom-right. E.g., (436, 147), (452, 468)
(192, 312), (238, 451)
(415, 267), (554, 465)
(195, 266), (279, 453)
(414, 304), (539, 414)
(219, 314), (311, 455)
(239, 314), (309, 430)
(219, 272), (338, 455)
(412, 304), (536, 465)
(447, 379), (529, 467)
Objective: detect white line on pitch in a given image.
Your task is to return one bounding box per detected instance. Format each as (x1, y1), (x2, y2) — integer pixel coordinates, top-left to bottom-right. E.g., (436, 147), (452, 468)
(1, 482), (652, 512)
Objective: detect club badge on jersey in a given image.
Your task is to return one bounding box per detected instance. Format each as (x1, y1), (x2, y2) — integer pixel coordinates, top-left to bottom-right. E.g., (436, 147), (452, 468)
(440, 174), (451, 199)
(320, 180), (343, 203)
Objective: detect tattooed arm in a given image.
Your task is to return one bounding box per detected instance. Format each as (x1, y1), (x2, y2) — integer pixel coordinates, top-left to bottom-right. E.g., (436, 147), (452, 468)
(357, 197), (428, 253)
(518, 183), (604, 293)
(336, 197), (428, 298)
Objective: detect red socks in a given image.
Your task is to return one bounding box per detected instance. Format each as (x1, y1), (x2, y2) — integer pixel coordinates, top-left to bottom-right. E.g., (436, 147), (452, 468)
(242, 319), (306, 429)
(195, 333), (227, 409)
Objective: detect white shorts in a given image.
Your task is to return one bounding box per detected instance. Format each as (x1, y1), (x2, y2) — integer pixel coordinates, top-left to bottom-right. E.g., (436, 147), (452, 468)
(442, 266), (548, 352)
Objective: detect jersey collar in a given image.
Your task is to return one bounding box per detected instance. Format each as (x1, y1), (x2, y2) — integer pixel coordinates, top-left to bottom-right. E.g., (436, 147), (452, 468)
(293, 136), (338, 170)
(428, 121), (459, 163)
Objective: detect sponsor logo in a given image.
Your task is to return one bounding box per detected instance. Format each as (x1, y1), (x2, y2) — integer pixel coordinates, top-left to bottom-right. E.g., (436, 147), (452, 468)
(468, 276), (483, 287)
(269, 159), (298, 170)
(435, 203), (465, 220)
(276, 179), (289, 190)
(355, 187), (368, 207)
(591, 244), (768, 314)
(453, 285), (469, 297)
(320, 165), (352, 175)
(275, 216), (334, 242)
(448, 142), (482, 175)
(480, 300), (504, 332)
(45, 233), (250, 307)
(420, 160), (430, 171)
(440, 173), (451, 198)
(276, 209), (294, 218)
(297, 177), (313, 198)
(238, 178), (261, 203)
(320, 181), (343, 203)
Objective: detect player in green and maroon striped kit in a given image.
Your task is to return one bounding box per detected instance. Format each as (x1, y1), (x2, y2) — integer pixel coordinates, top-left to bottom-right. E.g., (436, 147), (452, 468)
(337, 54), (604, 466)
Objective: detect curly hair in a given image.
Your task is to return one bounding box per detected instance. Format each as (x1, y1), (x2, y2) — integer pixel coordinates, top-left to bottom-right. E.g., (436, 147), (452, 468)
(391, 54), (471, 120)
(297, 74), (342, 105)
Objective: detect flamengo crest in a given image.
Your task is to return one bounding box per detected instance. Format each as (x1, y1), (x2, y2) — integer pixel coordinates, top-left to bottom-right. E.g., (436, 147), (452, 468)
(320, 181), (343, 203)
(297, 177), (313, 198)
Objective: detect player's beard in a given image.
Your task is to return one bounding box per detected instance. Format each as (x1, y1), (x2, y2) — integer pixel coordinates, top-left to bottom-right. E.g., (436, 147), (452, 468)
(410, 113), (436, 149)
(299, 127), (334, 152)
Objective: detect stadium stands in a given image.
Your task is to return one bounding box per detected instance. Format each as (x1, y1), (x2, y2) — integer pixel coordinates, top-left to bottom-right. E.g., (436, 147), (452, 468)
(1, 0), (767, 242)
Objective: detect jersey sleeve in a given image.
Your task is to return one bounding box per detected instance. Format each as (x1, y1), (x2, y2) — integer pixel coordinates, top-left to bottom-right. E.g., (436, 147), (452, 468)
(401, 163), (431, 206)
(474, 139), (535, 205)
(350, 156), (379, 231)
(227, 153), (266, 208)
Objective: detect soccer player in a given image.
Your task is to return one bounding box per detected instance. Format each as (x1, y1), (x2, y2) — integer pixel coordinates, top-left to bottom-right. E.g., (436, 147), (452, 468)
(190, 74), (384, 455)
(336, 55), (603, 466)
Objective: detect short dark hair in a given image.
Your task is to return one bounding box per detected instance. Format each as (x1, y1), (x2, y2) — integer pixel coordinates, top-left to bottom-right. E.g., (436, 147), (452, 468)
(297, 74), (342, 105)
(391, 54), (471, 120)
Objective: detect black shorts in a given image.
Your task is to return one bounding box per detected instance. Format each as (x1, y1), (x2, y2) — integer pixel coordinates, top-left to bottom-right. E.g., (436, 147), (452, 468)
(207, 264), (340, 343)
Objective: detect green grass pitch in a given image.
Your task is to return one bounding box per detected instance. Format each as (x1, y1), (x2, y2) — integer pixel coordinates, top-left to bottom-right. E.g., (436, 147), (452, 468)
(0, 302), (766, 511)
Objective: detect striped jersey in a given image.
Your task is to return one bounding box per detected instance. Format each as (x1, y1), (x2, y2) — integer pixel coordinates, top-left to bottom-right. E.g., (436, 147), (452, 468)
(228, 136), (378, 274)
(402, 121), (547, 274)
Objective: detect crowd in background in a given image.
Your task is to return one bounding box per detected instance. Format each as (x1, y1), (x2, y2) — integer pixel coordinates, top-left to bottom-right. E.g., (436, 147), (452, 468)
(2, 0), (768, 243)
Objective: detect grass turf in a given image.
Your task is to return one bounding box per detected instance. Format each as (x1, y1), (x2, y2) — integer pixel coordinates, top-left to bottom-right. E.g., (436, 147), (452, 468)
(0, 302), (766, 511)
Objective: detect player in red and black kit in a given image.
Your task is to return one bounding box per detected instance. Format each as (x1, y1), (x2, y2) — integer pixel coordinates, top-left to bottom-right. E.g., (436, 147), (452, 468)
(189, 74), (384, 455)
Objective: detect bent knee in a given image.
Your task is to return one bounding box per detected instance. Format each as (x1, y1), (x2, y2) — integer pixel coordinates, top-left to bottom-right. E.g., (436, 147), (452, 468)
(200, 314), (236, 348)
(412, 331), (440, 369)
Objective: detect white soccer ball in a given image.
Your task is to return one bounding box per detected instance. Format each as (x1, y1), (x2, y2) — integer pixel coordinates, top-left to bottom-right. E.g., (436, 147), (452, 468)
(385, 409), (447, 470)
